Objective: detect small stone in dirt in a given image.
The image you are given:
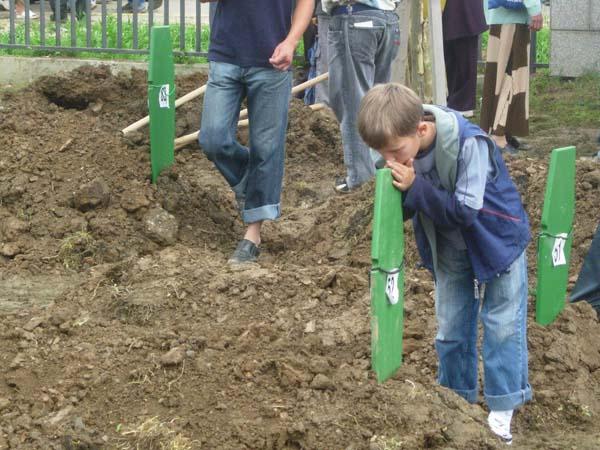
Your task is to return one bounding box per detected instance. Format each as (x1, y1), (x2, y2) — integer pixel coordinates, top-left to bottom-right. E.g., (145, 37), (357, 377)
(73, 416), (86, 430)
(89, 100), (103, 113)
(0, 398), (10, 412)
(583, 169), (600, 187)
(328, 246), (350, 260)
(120, 191), (150, 212)
(310, 374), (335, 391)
(309, 356), (330, 374)
(73, 178), (111, 211)
(9, 353), (25, 370)
(23, 316), (45, 332)
(143, 207), (179, 246)
(319, 270), (337, 289)
(0, 243), (20, 257)
(1, 216), (29, 241)
(123, 131), (146, 146)
(304, 320), (316, 333)
(160, 347), (185, 366)
(47, 405), (74, 426)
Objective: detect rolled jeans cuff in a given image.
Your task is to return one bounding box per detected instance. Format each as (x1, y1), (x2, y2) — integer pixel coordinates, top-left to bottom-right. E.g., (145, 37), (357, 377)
(242, 204), (280, 224)
(485, 384), (533, 411)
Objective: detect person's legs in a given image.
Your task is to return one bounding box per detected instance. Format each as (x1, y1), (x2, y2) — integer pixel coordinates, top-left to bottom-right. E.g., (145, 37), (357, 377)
(434, 245), (480, 404)
(237, 66), (292, 247)
(327, 10), (399, 190)
(199, 61), (249, 201)
(445, 36), (479, 113)
(481, 251), (532, 411)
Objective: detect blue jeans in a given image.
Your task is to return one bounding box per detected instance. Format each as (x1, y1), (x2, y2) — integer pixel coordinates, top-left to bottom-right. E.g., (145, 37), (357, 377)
(327, 10), (400, 189)
(199, 61), (292, 224)
(434, 246), (532, 411)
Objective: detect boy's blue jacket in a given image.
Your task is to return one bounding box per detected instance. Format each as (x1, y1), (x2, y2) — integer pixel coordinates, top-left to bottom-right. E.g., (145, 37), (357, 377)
(403, 105), (530, 283)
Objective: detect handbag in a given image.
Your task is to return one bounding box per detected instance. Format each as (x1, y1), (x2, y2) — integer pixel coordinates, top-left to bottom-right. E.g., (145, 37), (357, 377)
(488, 0), (526, 10)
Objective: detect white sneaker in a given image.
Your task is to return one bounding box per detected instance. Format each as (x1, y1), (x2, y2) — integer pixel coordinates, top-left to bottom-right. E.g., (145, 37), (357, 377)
(17, 9), (39, 19)
(488, 410), (513, 445)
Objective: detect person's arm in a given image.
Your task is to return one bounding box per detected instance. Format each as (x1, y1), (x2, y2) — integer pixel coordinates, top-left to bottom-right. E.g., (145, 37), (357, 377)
(270, 0), (315, 71)
(391, 137), (490, 229)
(524, 0), (543, 31)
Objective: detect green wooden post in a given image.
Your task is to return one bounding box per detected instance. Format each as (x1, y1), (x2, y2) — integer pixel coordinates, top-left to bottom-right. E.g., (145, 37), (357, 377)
(536, 146), (576, 325)
(371, 168), (405, 383)
(148, 26), (175, 183)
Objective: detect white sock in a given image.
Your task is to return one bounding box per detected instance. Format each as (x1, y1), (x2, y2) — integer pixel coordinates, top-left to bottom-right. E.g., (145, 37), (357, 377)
(488, 410), (514, 444)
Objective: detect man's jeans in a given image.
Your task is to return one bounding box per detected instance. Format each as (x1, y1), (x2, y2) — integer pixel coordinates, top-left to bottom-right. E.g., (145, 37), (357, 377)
(199, 61), (292, 224)
(328, 10), (400, 189)
(435, 246), (532, 411)
(315, 14), (330, 105)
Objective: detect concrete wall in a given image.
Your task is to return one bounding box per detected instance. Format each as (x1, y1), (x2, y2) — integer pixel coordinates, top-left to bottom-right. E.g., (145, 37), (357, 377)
(551, 0), (600, 77)
(0, 56), (208, 88)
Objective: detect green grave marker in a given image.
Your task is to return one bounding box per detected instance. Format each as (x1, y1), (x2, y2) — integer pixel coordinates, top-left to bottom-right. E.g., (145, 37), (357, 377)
(536, 146), (576, 325)
(371, 168), (405, 383)
(148, 26), (175, 183)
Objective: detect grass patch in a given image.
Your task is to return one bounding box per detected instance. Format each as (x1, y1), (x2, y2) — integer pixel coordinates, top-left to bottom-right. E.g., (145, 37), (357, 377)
(0, 16), (305, 64)
(59, 230), (97, 270)
(530, 69), (600, 130)
(0, 16), (210, 63)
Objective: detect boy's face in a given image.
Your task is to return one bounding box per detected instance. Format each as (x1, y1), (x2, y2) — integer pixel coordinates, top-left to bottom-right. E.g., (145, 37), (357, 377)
(375, 122), (427, 164)
(377, 134), (421, 165)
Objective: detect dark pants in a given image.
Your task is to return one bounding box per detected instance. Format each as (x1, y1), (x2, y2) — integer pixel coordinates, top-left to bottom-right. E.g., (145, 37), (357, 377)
(444, 35), (479, 112)
(49, 0), (85, 20)
(571, 222), (600, 315)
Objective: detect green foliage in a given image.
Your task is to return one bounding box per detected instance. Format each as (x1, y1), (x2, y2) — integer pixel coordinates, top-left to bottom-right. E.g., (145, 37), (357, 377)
(0, 16), (210, 63)
(0, 16), (306, 65)
(530, 69), (600, 129)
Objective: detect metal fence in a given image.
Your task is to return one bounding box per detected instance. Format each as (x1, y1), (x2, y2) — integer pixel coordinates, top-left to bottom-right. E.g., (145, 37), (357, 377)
(1, 0), (548, 71)
(0, 0), (213, 57)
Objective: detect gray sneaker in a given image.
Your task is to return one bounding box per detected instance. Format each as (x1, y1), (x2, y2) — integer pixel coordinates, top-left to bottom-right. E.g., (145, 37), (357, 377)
(228, 239), (260, 265)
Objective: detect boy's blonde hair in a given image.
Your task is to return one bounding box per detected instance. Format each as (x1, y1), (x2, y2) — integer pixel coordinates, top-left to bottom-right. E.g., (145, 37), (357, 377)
(358, 83), (424, 150)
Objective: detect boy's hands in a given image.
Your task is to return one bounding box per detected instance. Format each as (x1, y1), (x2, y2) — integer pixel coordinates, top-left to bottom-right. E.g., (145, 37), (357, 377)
(386, 159), (415, 191)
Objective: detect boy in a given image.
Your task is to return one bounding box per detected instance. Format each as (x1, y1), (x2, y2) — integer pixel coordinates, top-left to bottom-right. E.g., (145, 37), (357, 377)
(358, 83), (532, 444)
(198, 0), (314, 264)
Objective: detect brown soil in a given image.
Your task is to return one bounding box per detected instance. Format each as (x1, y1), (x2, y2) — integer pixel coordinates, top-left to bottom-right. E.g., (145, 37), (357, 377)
(0, 65), (599, 450)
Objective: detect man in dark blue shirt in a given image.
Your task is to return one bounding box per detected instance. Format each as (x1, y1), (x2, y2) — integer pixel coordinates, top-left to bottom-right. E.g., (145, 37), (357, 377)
(199, 0), (314, 264)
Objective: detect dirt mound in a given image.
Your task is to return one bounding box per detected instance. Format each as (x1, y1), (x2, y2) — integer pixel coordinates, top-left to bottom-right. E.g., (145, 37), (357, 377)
(0, 66), (599, 450)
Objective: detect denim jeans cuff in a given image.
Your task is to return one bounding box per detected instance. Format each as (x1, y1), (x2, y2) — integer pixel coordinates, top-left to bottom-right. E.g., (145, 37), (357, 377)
(242, 203), (280, 224)
(485, 384), (533, 410)
(451, 387), (479, 404)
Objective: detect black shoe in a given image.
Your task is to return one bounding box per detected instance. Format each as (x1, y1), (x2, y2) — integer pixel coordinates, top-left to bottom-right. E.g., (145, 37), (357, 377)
(228, 239), (260, 265)
(506, 135), (530, 150)
(334, 176), (351, 194)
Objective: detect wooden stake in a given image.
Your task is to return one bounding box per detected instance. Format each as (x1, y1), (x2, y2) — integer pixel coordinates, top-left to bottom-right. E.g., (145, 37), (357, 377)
(122, 84), (207, 135)
(125, 72), (329, 135)
(174, 72), (330, 150)
(175, 102), (327, 150)
(238, 72), (329, 120)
